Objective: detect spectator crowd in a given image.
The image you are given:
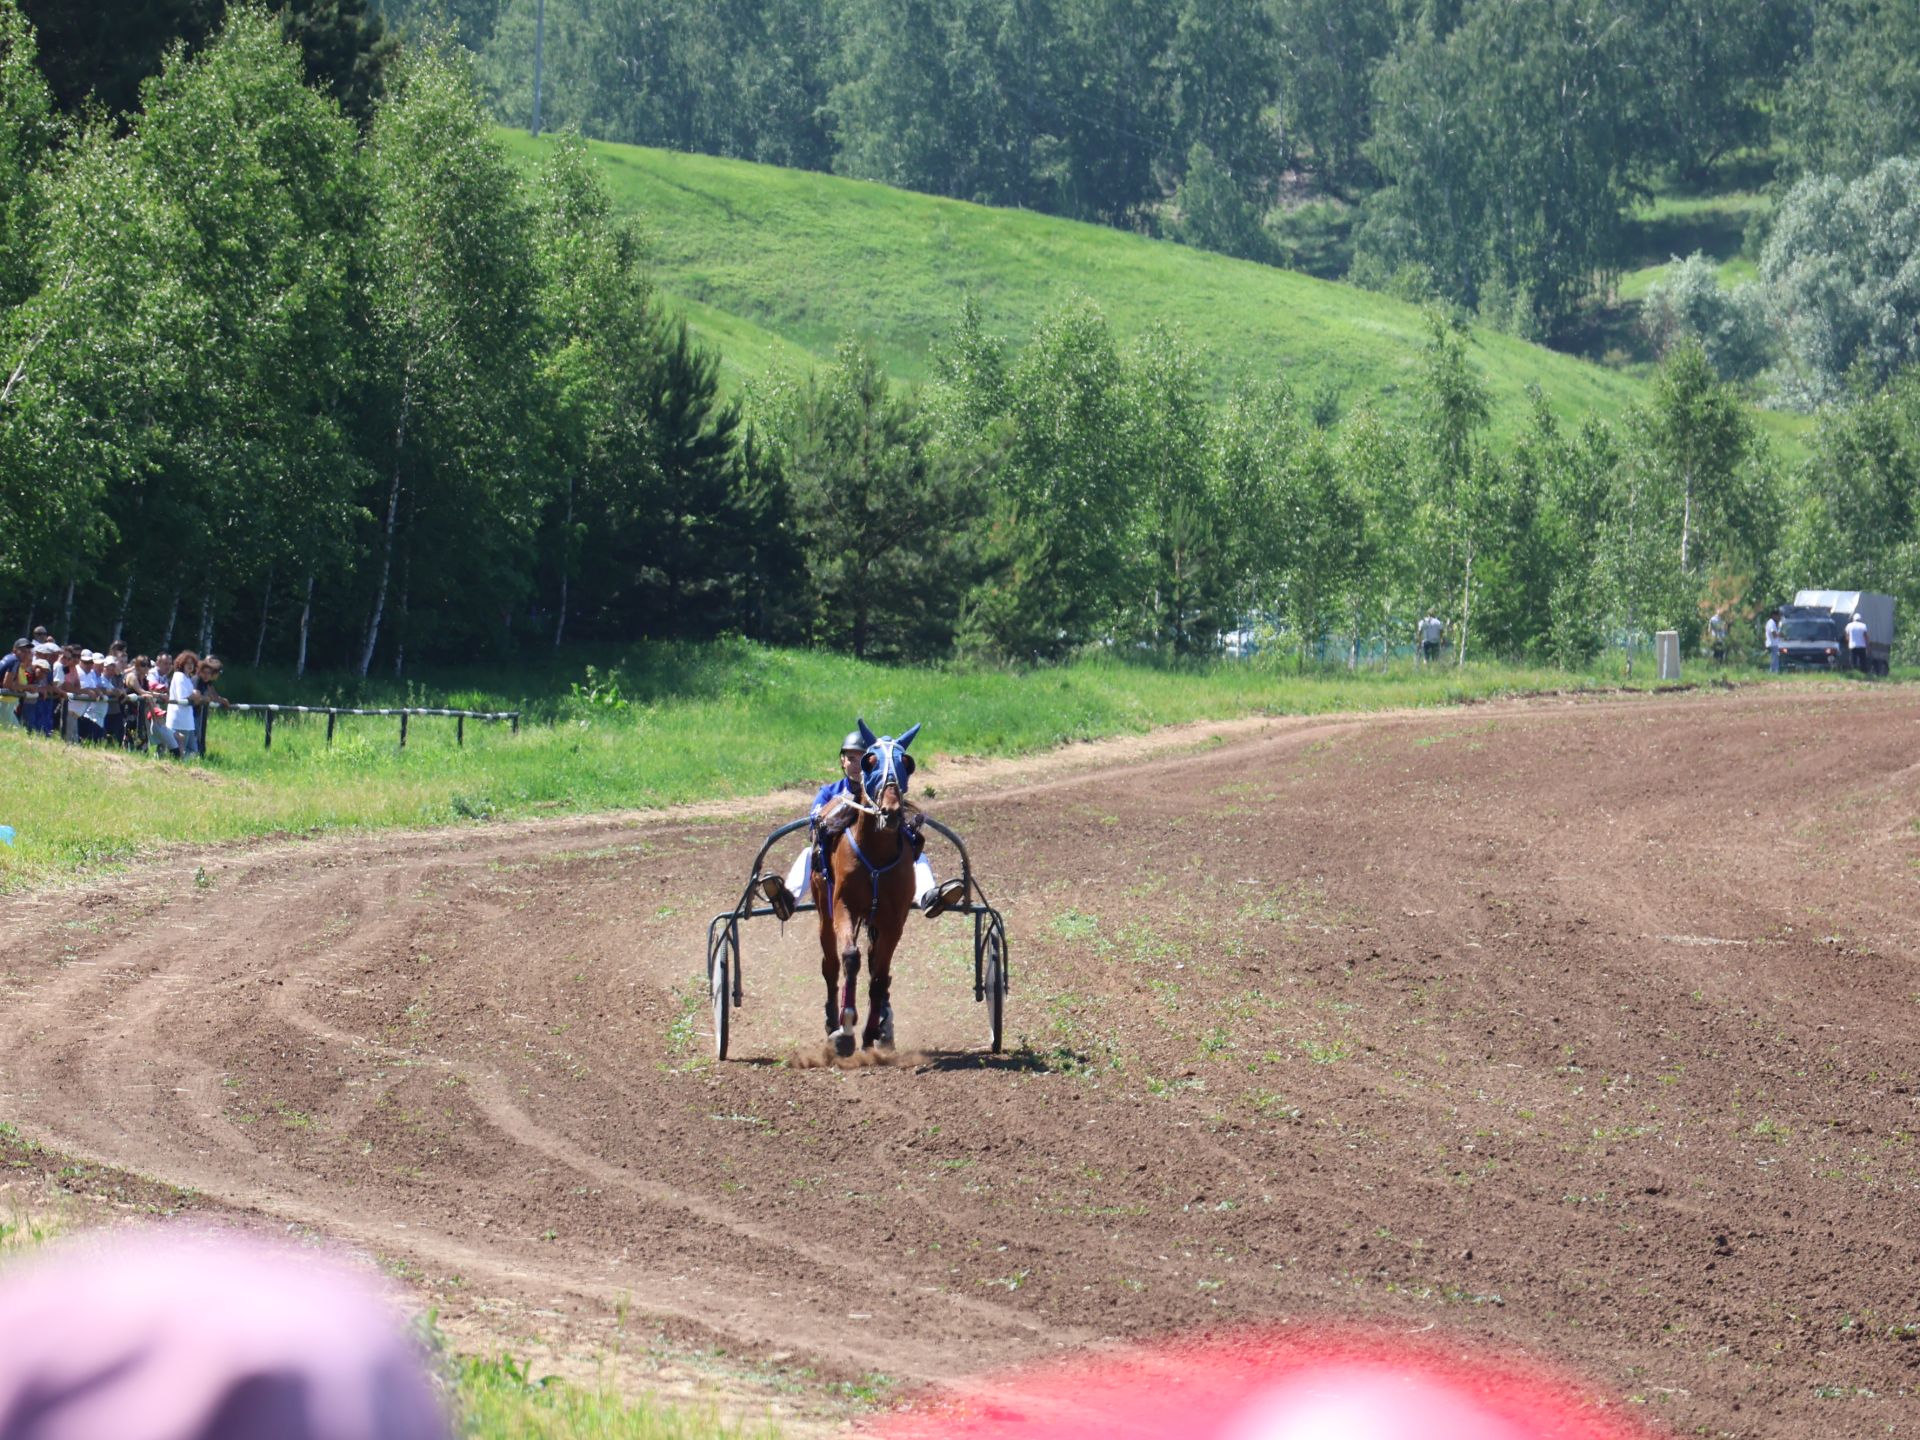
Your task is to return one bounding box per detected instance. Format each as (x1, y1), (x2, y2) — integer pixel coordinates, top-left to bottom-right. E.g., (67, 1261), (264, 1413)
(0, 627), (230, 756)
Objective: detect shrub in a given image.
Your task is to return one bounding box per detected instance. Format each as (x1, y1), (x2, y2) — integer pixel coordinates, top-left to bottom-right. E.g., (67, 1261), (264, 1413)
(1761, 157), (1920, 405)
(1640, 252), (1773, 384)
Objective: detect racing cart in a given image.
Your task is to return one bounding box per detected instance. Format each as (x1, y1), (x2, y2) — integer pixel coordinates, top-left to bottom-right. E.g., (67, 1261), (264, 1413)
(703, 816), (1010, 1061)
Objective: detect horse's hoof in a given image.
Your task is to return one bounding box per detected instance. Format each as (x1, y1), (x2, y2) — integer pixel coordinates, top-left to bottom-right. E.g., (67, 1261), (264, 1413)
(833, 1031), (856, 1058)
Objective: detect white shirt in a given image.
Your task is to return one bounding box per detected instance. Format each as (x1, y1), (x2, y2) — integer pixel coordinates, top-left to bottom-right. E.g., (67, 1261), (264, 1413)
(167, 670), (198, 731)
(1846, 619), (1868, 648)
(1419, 617), (1443, 643)
(1764, 618), (1778, 650)
(78, 668), (109, 724)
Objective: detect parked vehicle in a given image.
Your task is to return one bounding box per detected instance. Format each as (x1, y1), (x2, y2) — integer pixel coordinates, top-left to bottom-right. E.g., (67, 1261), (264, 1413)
(1776, 590), (1895, 674)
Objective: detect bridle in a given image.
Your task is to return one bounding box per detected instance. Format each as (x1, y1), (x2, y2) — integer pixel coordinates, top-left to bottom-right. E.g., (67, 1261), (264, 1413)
(862, 736), (914, 817)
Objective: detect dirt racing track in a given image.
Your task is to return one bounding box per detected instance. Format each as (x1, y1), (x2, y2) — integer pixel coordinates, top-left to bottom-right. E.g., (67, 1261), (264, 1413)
(5, 687), (1920, 1437)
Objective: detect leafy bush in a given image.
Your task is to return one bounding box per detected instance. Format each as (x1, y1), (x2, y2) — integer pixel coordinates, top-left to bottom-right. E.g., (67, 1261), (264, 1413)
(1761, 157), (1920, 405)
(564, 665), (633, 720)
(1166, 144), (1275, 265)
(1262, 200), (1354, 279)
(1640, 252), (1773, 384)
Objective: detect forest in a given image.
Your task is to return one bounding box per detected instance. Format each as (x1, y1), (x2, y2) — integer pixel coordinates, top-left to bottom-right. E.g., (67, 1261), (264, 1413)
(2, 1), (1918, 673)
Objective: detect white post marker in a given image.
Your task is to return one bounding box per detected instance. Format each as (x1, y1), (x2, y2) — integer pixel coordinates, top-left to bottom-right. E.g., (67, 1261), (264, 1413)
(1655, 630), (1681, 681)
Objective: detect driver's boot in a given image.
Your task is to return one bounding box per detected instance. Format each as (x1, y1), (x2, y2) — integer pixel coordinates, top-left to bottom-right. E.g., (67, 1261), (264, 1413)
(921, 877), (967, 920)
(759, 874), (797, 922)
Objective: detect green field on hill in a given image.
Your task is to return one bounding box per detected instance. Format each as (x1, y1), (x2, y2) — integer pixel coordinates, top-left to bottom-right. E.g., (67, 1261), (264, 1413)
(495, 132), (1806, 453)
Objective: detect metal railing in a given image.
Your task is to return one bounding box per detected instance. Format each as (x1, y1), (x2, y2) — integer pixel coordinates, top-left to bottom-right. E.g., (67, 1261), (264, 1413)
(221, 703), (521, 750)
(14, 695), (521, 755)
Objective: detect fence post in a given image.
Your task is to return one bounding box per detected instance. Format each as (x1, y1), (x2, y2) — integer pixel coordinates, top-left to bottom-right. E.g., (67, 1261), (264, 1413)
(398, 712), (408, 749)
(326, 710), (336, 745)
(456, 715), (464, 747)
(263, 708), (274, 751)
(510, 712), (520, 735)
(200, 701), (210, 760)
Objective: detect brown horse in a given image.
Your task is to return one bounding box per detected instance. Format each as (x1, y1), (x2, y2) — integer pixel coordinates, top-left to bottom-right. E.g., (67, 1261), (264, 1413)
(812, 721), (921, 1055)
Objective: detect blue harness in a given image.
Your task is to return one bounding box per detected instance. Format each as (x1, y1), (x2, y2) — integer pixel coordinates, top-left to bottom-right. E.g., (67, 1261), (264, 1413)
(843, 831), (906, 926)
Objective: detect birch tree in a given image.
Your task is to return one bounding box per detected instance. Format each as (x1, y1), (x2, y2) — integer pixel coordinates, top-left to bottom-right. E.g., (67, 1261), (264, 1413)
(359, 36), (536, 674)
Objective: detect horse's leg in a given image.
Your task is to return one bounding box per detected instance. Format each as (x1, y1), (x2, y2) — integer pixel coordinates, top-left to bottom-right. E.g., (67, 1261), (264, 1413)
(835, 914), (862, 1057)
(862, 888), (906, 1050)
(815, 873), (839, 1038)
(827, 866), (863, 1057)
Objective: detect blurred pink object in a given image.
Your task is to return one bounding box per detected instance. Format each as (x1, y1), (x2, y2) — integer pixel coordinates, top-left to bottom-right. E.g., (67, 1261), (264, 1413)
(869, 1328), (1647, 1440)
(0, 1228), (450, 1440)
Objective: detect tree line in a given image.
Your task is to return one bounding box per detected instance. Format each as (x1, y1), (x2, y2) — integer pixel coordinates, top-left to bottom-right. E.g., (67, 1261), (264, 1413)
(1, 3), (787, 673)
(6, 2), (1918, 679)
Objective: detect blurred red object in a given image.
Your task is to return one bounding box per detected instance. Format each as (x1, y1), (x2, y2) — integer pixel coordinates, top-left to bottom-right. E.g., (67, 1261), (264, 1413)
(868, 1328), (1648, 1440)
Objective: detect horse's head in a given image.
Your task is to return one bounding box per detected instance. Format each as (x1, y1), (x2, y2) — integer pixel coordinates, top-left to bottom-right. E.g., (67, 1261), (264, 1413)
(854, 718), (919, 831)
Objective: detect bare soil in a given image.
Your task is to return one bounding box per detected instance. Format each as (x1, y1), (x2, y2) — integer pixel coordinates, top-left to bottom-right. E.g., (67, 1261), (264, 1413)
(5, 686), (1920, 1437)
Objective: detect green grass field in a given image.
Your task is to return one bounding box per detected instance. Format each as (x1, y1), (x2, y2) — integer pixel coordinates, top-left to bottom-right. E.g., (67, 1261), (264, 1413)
(453, 1354), (782, 1439)
(495, 132), (1807, 451)
(0, 639), (1774, 889)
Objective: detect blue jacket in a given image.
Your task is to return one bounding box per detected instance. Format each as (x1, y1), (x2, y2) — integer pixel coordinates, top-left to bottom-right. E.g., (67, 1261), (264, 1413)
(810, 777), (851, 814)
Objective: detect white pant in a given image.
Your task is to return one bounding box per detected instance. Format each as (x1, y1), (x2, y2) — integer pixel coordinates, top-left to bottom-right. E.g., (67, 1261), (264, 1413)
(151, 722), (196, 755)
(783, 845), (937, 906)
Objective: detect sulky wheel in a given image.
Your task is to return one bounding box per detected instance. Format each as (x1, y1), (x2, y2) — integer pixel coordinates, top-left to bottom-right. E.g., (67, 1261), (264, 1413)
(983, 928), (1006, 1054)
(711, 935), (733, 1061)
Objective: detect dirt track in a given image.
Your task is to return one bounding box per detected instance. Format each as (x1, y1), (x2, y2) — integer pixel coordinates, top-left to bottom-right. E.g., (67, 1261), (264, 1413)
(6, 687), (1920, 1436)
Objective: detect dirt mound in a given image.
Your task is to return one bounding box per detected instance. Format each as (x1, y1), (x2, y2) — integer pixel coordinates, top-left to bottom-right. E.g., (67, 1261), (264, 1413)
(4, 685), (1918, 1437)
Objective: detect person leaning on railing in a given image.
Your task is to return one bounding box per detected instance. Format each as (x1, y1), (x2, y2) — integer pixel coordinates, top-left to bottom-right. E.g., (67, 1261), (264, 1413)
(154, 650), (202, 757)
(121, 655), (153, 747)
(197, 654), (231, 711)
(1, 639), (30, 727)
(99, 656), (131, 746)
(24, 655), (56, 734)
(192, 654), (232, 749)
(53, 644), (80, 742)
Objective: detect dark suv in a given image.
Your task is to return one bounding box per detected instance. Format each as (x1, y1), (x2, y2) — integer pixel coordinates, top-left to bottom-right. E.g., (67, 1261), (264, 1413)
(1775, 612), (1846, 670)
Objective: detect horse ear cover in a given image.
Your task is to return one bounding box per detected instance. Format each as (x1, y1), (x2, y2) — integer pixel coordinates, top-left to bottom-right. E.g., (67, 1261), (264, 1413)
(897, 722), (921, 749)
(856, 717), (878, 749)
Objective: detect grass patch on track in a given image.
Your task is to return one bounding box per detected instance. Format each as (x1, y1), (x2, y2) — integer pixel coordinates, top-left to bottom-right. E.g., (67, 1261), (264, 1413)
(454, 1355), (782, 1439)
(0, 636), (1817, 887)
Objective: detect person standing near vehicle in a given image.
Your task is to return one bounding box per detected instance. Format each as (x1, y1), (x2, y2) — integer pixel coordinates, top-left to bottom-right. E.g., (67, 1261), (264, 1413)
(1765, 610), (1782, 673)
(1708, 611), (1728, 664)
(1845, 611), (1870, 674)
(1417, 613), (1445, 664)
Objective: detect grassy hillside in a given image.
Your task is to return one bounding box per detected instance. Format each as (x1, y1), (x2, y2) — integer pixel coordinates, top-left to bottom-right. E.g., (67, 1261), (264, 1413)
(497, 132), (1805, 451)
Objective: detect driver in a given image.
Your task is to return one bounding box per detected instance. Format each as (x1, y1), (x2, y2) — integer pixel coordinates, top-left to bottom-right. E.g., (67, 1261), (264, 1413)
(759, 729), (966, 922)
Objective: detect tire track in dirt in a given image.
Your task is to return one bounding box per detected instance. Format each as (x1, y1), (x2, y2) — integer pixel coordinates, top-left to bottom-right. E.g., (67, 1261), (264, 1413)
(7, 687), (1920, 1439)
